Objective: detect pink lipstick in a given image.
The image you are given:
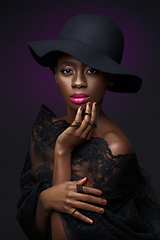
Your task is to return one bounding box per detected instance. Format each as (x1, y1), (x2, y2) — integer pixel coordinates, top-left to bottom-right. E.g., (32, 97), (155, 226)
(70, 93), (90, 104)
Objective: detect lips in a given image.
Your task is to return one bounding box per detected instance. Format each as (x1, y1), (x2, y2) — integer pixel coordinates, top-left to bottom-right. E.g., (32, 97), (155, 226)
(70, 93), (90, 104)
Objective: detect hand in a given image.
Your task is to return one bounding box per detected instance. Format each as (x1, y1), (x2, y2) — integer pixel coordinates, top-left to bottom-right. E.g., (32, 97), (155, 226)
(39, 177), (107, 224)
(55, 102), (97, 155)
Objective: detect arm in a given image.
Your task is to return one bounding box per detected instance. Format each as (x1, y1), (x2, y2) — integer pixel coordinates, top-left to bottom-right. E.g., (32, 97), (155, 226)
(33, 105), (160, 239)
(17, 104), (106, 240)
(30, 103), (107, 239)
(50, 151), (71, 240)
(50, 103), (96, 239)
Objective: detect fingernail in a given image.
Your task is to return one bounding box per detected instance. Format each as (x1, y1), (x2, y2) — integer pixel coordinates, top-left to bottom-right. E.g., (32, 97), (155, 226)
(102, 200), (107, 204)
(79, 106), (82, 110)
(98, 190), (102, 194)
(94, 102), (97, 106)
(89, 220), (93, 224)
(100, 208), (104, 213)
(82, 177), (86, 179)
(88, 102), (91, 106)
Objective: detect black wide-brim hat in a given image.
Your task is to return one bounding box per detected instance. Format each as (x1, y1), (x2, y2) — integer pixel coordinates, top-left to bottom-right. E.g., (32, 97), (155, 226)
(28, 14), (142, 93)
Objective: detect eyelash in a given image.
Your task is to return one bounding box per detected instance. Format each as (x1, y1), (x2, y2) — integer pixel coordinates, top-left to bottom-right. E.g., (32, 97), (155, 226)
(86, 68), (98, 74)
(60, 68), (98, 75)
(60, 68), (72, 74)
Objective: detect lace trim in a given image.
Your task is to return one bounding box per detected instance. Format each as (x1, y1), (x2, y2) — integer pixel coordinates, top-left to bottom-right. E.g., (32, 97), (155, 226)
(30, 105), (139, 193)
(18, 105), (160, 240)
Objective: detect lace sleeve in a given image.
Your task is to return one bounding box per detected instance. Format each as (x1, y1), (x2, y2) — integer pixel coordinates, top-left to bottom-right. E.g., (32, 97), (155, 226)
(71, 137), (139, 195)
(16, 105), (71, 240)
(16, 151), (53, 240)
(16, 105), (58, 240)
(17, 105), (160, 240)
(65, 138), (160, 240)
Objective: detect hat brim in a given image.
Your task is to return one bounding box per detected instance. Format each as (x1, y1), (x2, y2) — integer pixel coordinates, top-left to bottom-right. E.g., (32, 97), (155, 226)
(28, 39), (142, 93)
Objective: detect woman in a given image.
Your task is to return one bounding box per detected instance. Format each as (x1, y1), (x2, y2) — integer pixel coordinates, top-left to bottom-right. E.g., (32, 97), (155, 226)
(17, 14), (160, 240)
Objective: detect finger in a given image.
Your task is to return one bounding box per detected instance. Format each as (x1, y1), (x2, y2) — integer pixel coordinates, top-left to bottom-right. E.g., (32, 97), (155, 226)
(75, 106), (83, 123)
(84, 102), (97, 139)
(84, 102), (92, 121)
(76, 102), (92, 135)
(81, 102), (97, 137)
(74, 192), (107, 205)
(82, 185), (102, 195)
(69, 106), (83, 130)
(74, 200), (105, 214)
(77, 177), (88, 185)
(70, 208), (93, 224)
(90, 102), (97, 125)
(75, 178), (102, 196)
(74, 181), (107, 205)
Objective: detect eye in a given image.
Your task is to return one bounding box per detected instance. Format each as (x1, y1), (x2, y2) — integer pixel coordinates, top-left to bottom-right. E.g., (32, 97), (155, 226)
(60, 68), (73, 75)
(86, 68), (98, 74)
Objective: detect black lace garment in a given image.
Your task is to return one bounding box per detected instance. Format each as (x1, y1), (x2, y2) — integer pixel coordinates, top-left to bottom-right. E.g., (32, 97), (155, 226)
(16, 105), (160, 240)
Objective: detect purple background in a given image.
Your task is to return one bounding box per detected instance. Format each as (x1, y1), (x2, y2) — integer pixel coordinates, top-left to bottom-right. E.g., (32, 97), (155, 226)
(1, 0), (160, 239)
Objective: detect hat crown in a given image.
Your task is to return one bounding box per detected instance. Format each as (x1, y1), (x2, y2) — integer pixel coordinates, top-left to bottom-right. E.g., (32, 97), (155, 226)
(58, 14), (124, 64)
(28, 14), (142, 93)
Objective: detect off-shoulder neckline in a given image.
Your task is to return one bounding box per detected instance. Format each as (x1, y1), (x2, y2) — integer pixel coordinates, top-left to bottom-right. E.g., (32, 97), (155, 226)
(51, 118), (136, 159)
(39, 104), (136, 158)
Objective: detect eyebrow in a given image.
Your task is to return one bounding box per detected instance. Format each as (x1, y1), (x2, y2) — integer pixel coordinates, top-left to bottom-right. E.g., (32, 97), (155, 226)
(60, 61), (75, 66)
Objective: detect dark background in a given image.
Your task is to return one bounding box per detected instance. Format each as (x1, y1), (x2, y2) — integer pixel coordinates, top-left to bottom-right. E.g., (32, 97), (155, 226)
(1, 0), (160, 239)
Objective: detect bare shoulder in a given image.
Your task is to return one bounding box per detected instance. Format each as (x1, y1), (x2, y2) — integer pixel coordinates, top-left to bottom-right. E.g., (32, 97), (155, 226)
(103, 131), (133, 156)
(101, 116), (134, 156)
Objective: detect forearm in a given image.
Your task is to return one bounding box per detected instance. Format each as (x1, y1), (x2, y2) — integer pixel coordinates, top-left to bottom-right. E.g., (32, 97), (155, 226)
(51, 150), (72, 240)
(51, 211), (68, 240)
(52, 150), (72, 185)
(33, 149), (72, 239)
(34, 189), (51, 239)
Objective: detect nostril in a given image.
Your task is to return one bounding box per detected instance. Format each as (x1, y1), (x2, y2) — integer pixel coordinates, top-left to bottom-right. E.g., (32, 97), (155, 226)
(72, 79), (87, 88)
(72, 84), (87, 89)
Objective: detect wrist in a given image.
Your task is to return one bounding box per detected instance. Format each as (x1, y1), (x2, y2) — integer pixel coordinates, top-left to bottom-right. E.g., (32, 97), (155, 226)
(39, 189), (52, 213)
(55, 143), (72, 157)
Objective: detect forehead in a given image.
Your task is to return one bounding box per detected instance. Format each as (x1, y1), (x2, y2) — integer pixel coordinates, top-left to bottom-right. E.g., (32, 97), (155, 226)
(57, 52), (86, 67)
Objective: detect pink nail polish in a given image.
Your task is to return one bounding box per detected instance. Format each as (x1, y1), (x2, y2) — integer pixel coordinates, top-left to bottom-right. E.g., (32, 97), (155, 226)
(100, 208), (104, 213)
(102, 200), (107, 204)
(94, 102), (97, 106)
(79, 106), (82, 110)
(98, 190), (102, 194)
(88, 102), (91, 106)
(89, 220), (93, 224)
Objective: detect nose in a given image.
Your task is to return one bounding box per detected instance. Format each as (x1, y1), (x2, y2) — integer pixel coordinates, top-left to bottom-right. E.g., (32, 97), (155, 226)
(71, 71), (87, 88)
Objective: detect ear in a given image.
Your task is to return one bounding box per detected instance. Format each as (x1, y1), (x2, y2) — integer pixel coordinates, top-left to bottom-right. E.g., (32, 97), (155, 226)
(108, 74), (116, 87)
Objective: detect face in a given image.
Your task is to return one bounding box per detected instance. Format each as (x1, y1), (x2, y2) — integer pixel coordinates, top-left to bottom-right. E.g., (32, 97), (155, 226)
(54, 53), (114, 110)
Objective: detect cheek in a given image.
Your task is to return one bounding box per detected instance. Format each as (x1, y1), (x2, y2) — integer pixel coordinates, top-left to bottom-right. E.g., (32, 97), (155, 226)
(57, 79), (70, 99)
(89, 81), (108, 96)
